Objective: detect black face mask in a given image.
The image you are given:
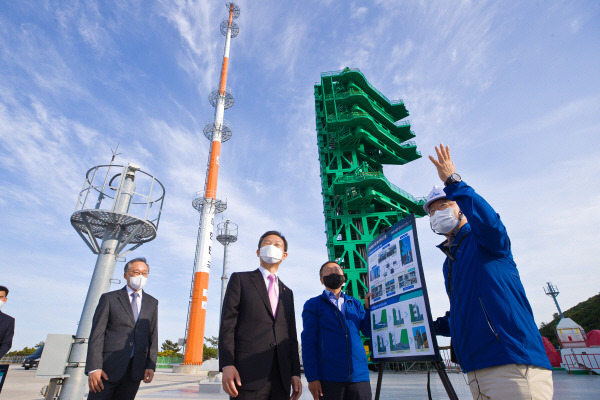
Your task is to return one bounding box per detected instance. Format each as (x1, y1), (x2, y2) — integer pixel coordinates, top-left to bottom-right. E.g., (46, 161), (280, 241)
(322, 273), (345, 290)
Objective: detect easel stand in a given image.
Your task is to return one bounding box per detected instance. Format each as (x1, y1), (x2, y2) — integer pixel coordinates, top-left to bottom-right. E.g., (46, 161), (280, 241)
(374, 361), (458, 400)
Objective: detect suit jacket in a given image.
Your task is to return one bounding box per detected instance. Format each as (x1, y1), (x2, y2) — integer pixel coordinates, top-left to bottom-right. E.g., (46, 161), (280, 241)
(85, 287), (158, 382)
(0, 311), (15, 359)
(219, 269), (301, 392)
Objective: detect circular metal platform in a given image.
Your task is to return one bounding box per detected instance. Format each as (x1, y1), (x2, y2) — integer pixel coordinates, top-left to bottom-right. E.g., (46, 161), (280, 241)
(216, 220), (238, 245)
(203, 120), (232, 142)
(71, 210), (157, 244)
(216, 233), (237, 245)
(208, 89), (235, 109)
(220, 20), (239, 38)
(192, 193), (227, 214)
(226, 2), (241, 19)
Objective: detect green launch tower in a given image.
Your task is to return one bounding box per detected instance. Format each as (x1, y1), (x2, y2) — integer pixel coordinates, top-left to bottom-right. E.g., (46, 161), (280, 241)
(314, 68), (426, 302)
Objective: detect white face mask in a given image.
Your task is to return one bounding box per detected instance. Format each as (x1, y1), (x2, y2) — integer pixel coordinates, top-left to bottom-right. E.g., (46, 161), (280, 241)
(0, 300), (4, 310)
(259, 245), (284, 264)
(128, 274), (147, 291)
(430, 207), (460, 235)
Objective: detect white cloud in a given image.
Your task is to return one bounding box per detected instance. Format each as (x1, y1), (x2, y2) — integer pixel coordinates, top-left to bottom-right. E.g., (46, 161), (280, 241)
(570, 18), (581, 33)
(351, 5), (368, 20)
(158, 0), (220, 93)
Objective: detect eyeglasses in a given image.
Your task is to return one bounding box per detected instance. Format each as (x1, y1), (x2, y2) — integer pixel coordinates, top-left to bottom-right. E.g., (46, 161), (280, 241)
(128, 271), (149, 277)
(261, 240), (285, 250)
(429, 201), (453, 216)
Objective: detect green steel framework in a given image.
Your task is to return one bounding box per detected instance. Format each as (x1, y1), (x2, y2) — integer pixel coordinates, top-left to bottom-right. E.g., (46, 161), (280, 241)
(314, 67), (427, 307)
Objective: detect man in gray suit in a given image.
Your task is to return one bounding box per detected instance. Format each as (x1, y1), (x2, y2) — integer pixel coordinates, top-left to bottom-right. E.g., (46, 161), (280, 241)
(86, 257), (158, 400)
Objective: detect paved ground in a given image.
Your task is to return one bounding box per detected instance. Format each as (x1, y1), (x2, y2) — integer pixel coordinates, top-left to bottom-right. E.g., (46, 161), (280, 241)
(2, 365), (599, 399)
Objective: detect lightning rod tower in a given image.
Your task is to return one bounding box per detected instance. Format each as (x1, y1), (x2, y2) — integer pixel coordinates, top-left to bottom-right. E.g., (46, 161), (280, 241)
(216, 219), (238, 319)
(181, 2), (240, 367)
(544, 281), (563, 318)
(58, 162), (165, 399)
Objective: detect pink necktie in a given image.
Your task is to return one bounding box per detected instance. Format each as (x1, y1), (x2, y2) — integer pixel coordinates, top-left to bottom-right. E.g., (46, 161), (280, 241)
(268, 274), (278, 317)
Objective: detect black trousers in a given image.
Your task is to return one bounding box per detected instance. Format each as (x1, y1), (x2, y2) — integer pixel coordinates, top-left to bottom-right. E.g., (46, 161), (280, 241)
(320, 380), (372, 400)
(87, 359), (141, 400)
(234, 350), (287, 400)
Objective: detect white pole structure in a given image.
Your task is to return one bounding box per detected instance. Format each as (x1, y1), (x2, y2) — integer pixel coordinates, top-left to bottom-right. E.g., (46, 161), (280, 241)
(181, 2), (240, 366)
(216, 219), (238, 318)
(58, 163), (165, 399)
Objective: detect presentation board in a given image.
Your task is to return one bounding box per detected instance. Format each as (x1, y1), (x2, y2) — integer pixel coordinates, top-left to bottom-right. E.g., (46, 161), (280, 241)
(367, 214), (440, 362)
(0, 364), (7, 392)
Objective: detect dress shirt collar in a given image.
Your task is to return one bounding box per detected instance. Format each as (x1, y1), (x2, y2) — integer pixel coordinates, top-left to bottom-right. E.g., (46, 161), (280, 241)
(126, 285), (143, 297)
(323, 289), (345, 314)
(259, 266), (278, 281)
(259, 266), (279, 297)
(324, 288), (344, 300)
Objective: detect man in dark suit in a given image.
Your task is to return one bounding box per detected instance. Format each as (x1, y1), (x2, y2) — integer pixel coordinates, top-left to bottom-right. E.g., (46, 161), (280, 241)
(86, 257), (158, 400)
(219, 231), (302, 400)
(0, 286), (15, 360)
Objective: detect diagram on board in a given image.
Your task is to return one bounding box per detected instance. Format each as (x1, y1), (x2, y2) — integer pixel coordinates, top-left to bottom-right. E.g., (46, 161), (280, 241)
(368, 215), (439, 361)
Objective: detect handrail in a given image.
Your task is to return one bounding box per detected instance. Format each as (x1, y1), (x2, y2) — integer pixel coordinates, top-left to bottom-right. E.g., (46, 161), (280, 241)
(321, 68), (403, 107)
(331, 112), (412, 146)
(563, 353), (600, 374)
(324, 89), (405, 123)
(336, 170), (426, 204)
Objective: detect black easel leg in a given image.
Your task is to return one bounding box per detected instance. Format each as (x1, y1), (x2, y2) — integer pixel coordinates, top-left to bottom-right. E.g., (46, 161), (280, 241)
(433, 361), (459, 400)
(374, 362), (385, 400)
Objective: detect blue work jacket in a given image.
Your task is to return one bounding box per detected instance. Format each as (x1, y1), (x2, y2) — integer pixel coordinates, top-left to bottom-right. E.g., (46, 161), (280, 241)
(434, 181), (551, 373)
(301, 292), (371, 382)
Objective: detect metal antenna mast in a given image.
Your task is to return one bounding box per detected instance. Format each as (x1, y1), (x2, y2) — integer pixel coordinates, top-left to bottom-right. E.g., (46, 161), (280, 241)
(57, 162), (165, 399)
(181, 2), (240, 367)
(216, 219), (238, 319)
(95, 144), (121, 209)
(544, 281), (563, 318)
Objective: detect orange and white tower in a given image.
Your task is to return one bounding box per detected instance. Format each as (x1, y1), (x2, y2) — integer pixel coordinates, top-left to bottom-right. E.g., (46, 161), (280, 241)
(182, 2), (240, 366)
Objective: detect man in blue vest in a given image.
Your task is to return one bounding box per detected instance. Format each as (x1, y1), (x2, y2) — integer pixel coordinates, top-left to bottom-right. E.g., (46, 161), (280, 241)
(426, 144), (553, 399)
(302, 261), (372, 400)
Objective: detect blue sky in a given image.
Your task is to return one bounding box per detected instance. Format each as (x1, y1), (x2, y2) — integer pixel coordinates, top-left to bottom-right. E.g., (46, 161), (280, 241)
(1, 1), (599, 351)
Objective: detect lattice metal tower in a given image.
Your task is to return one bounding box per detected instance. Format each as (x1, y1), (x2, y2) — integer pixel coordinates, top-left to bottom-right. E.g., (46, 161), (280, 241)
(314, 68), (426, 303)
(182, 2), (240, 365)
(59, 163), (165, 399)
(544, 281), (563, 318)
(216, 219), (238, 320)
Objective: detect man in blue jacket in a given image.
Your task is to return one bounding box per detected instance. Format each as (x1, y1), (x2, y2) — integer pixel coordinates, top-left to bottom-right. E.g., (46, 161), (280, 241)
(426, 144), (553, 399)
(302, 261), (372, 400)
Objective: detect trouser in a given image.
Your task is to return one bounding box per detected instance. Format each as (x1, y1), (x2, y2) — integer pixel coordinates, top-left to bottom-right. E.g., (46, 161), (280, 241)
(87, 359), (141, 400)
(234, 350), (288, 400)
(320, 380), (372, 400)
(466, 363), (553, 400)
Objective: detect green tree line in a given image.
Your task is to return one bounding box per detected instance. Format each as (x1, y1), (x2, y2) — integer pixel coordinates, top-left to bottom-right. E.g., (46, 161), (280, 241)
(158, 336), (218, 361)
(4, 341), (44, 357)
(4, 337), (220, 362)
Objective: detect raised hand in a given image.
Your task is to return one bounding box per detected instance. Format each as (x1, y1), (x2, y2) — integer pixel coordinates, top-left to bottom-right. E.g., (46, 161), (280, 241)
(428, 143), (456, 183)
